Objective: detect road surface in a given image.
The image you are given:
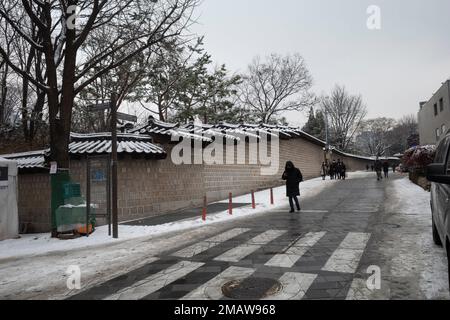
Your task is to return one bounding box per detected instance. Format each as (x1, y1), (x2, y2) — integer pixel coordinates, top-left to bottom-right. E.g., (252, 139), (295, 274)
(0, 172), (448, 300)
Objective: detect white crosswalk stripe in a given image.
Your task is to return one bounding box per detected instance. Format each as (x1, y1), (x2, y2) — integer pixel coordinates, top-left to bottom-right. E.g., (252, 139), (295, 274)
(181, 266), (255, 300)
(214, 230), (288, 263)
(265, 232), (326, 268)
(322, 232), (371, 273)
(172, 228), (250, 258)
(263, 272), (317, 300)
(101, 231), (371, 300)
(103, 261), (204, 300)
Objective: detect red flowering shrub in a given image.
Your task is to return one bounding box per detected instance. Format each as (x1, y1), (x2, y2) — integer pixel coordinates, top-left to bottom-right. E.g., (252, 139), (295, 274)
(402, 145), (436, 172)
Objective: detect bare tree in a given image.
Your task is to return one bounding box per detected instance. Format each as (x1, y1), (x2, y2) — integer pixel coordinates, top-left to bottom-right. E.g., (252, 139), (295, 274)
(0, 11), (15, 127)
(386, 114), (419, 154)
(356, 118), (396, 156)
(0, 0), (199, 167)
(321, 85), (367, 152)
(0, 3), (48, 145)
(239, 53), (315, 124)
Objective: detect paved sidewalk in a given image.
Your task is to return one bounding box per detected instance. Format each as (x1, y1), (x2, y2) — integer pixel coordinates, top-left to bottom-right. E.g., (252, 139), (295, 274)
(122, 203), (251, 227)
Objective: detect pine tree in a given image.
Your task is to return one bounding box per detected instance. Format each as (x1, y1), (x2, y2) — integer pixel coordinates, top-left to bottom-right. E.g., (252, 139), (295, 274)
(302, 107), (325, 140)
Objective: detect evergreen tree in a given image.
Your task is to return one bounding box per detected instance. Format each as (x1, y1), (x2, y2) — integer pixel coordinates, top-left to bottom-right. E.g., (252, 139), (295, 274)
(302, 107), (325, 140)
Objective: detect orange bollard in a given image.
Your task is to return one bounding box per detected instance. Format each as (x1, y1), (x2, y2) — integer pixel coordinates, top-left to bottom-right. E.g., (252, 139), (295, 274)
(229, 192), (233, 215)
(202, 195), (207, 221)
(270, 187), (274, 205)
(251, 190), (256, 209)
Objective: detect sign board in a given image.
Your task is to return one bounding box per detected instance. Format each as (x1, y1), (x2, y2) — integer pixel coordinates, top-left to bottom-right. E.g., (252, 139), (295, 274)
(50, 162), (58, 174)
(0, 166), (8, 187)
(117, 112), (137, 123)
(91, 169), (106, 182)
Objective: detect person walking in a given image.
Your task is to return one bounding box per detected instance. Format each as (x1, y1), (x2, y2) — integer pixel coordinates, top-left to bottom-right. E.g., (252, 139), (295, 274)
(341, 162), (347, 180)
(329, 160), (337, 180)
(383, 161), (390, 179)
(337, 159), (344, 180)
(282, 161), (303, 213)
(366, 164), (370, 171)
(374, 159), (383, 181)
(320, 162), (327, 180)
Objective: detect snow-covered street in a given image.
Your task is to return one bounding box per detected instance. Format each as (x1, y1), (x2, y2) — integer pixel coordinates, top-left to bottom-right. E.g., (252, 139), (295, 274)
(0, 172), (448, 300)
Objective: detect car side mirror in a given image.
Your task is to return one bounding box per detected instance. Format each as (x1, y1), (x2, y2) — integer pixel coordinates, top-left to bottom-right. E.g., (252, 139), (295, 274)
(426, 164), (450, 184)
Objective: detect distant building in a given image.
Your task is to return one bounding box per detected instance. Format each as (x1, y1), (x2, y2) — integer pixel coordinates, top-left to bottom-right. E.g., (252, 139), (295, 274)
(418, 79), (450, 145)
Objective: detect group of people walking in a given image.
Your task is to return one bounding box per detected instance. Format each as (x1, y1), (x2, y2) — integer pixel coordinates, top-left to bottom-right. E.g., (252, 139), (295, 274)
(282, 158), (398, 213)
(320, 159), (346, 181)
(373, 160), (391, 181)
(282, 159), (347, 213)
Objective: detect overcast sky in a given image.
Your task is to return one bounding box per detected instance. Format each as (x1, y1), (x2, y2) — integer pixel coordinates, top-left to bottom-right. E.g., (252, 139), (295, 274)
(191, 0), (450, 126)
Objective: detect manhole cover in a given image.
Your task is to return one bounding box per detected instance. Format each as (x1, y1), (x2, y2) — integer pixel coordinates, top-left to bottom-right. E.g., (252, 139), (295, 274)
(222, 278), (282, 299)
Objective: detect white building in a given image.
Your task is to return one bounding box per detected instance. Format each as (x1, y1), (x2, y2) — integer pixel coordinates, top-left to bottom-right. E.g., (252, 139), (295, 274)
(418, 79), (450, 145)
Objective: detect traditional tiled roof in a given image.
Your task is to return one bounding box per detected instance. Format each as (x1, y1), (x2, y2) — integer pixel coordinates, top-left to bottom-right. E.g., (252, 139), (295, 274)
(131, 117), (212, 142)
(181, 123), (241, 141)
(69, 132), (166, 155)
(0, 150), (46, 169)
(1, 121), (383, 170)
(132, 117), (318, 142)
(0, 132), (166, 169)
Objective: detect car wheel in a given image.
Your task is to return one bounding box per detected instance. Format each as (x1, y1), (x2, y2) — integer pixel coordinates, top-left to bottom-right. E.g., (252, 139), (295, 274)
(432, 217), (443, 246)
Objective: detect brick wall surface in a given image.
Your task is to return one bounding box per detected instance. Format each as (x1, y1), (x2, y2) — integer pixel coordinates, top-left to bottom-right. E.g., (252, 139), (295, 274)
(16, 138), (373, 233)
(17, 173), (51, 233)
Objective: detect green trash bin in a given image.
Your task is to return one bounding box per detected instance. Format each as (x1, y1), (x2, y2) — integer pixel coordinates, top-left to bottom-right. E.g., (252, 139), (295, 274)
(51, 170), (71, 234)
(55, 203), (96, 233)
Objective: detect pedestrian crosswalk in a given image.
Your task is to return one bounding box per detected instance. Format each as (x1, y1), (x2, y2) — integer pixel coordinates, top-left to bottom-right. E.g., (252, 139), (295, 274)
(265, 232), (326, 268)
(172, 228), (250, 258)
(74, 228), (372, 300)
(214, 230), (287, 263)
(321, 232), (371, 274)
(104, 261), (204, 300)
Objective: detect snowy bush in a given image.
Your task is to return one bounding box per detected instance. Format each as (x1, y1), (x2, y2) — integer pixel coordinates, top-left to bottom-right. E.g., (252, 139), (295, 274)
(402, 145), (436, 172)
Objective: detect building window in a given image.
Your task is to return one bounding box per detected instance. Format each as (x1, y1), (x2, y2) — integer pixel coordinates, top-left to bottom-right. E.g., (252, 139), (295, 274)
(434, 103), (438, 116)
(440, 98), (444, 112)
(436, 128), (441, 140)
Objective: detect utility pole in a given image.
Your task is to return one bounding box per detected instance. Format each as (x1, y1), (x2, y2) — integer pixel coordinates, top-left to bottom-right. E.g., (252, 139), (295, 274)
(87, 94), (136, 240)
(324, 112), (330, 165)
(325, 112), (329, 149)
(110, 93), (119, 239)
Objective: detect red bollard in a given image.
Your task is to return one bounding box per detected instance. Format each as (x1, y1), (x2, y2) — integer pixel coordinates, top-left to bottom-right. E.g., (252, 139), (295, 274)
(270, 187), (274, 205)
(251, 190), (256, 209)
(229, 192), (233, 215)
(202, 195), (207, 221)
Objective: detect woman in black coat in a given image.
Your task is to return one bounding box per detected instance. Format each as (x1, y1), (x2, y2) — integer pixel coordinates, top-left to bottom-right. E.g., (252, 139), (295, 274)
(282, 161), (303, 213)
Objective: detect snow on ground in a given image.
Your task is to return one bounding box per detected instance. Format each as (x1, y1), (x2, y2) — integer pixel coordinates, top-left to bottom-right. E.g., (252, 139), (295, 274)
(0, 174), (348, 261)
(388, 177), (449, 299)
(347, 175), (449, 300)
(388, 176), (431, 214)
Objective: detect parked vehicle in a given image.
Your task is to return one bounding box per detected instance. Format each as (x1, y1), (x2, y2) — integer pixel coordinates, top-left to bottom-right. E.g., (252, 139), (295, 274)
(426, 135), (450, 290)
